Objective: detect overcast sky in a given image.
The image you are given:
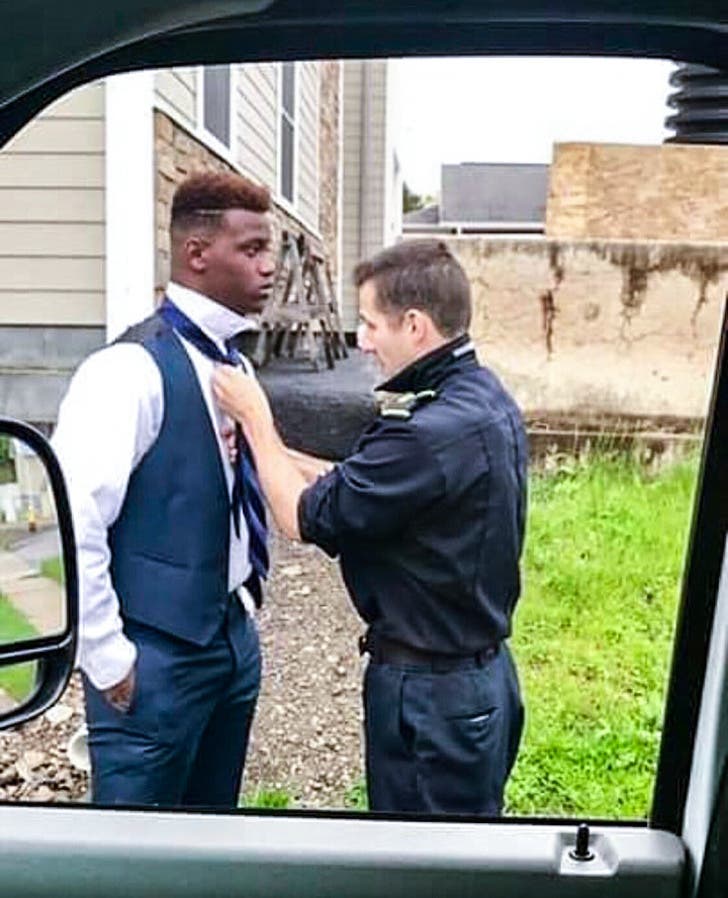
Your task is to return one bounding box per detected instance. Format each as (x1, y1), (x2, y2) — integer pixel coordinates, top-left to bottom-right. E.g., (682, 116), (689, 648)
(393, 57), (676, 197)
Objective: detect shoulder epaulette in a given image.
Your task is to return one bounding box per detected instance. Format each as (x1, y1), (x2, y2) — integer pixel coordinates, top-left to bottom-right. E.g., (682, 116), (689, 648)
(377, 389), (438, 420)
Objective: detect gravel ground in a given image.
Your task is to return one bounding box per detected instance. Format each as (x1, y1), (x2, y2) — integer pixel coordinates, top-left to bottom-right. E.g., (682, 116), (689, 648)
(0, 530), (366, 808)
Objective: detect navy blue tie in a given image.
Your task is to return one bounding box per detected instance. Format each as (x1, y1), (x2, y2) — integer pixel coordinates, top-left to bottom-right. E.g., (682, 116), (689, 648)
(158, 298), (269, 601)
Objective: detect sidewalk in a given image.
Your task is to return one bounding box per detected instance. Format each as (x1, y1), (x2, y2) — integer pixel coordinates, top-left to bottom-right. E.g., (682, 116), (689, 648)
(0, 549), (64, 636)
(0, 687), (14, 712)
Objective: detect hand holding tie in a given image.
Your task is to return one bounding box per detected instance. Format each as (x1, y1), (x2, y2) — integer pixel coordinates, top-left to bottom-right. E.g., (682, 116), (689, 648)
(213, 365), (275, 435)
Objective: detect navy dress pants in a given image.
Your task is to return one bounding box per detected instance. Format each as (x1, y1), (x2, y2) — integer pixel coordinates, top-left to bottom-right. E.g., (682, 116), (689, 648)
(82, 597), (260, 808)
(364, 643), (523, 815)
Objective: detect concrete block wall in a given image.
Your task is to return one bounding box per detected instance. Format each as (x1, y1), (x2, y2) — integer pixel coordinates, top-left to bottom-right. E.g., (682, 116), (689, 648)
(452, 237), (728, 422)
(546, 142), (728, 242)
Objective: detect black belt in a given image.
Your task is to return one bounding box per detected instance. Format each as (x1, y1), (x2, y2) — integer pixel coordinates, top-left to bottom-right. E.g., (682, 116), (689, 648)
(359, 632), (499, 672)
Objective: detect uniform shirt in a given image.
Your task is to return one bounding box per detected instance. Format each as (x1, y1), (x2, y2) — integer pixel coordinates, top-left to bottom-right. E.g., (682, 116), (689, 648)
(298, 335), (528, 655)
(52, 282), (257, 690)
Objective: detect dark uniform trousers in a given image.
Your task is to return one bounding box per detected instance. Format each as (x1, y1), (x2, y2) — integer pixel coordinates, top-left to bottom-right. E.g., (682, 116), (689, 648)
(364, 643), (523, 815)
(82, 596), (260, 808)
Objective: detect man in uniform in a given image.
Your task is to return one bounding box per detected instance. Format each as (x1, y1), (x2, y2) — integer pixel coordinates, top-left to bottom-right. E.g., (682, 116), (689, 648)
(214, 239), (527, 815)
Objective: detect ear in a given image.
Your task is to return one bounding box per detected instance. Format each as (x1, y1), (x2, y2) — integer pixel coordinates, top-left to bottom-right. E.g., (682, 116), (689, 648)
(404, 308), (431, 344)
(184, 235), (210, 274)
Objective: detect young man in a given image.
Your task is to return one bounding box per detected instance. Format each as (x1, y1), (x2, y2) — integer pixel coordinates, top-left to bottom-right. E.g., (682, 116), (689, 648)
(53, 171), (276, 807)
(213, 239), (528, 815)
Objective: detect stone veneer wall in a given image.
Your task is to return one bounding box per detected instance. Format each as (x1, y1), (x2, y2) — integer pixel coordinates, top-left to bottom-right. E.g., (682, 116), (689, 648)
(318, 60), (340, 286)
(546, 142), (728, 242)
(154, 110), (333, 296)
(451, 237), (728, 422)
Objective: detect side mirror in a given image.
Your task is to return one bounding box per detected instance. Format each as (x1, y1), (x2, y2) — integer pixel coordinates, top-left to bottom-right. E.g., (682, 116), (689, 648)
(0, 418), (77, 729)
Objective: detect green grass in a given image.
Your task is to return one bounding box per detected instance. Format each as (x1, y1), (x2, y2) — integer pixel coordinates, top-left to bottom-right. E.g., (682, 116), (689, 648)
(344, 779), (367, 811)
(505, 453), (698, 819)
(338, 454), (697, 820)
(40, 555), (63, 585)
(243, 788), (294, 809)
(0, 594), (38, 700)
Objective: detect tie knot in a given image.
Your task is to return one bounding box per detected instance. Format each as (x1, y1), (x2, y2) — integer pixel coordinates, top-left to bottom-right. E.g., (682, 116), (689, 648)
(224, 339), (242, 367)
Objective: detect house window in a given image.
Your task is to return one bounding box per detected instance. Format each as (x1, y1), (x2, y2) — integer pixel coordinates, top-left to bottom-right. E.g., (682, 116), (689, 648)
(280, 61), (296, 203)
(202, 65), (231, 147)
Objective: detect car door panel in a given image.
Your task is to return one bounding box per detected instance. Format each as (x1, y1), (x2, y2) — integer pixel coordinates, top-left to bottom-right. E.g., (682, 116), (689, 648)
(0, 808), (685, 898)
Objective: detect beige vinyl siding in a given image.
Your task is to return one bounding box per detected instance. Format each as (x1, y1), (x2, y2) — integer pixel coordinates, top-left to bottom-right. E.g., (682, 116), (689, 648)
(296, 61), (319, 228)
(235, 62), (278, 193)
(341, 61), (364, 331)
(0, 223), (104, 256)
(155, 69), (197, 129)
(358, 61), (388, 258)
(0, 154), (104, 188)
(0, 82), (105, 325)
(236, 63), (277, 190)
(340, 60), (391, 330)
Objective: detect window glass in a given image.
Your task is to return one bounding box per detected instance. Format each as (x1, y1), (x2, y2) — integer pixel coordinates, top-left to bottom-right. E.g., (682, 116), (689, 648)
(281, 61), (295, 119)
(203, 64), (231, 146)
(280, 62), (296, 202)
(0, 56), (721, 823)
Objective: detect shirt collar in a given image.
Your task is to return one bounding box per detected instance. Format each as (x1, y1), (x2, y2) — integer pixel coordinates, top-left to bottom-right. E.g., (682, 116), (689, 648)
(165, 281), (258, 352)
(378, 333), (477, 394)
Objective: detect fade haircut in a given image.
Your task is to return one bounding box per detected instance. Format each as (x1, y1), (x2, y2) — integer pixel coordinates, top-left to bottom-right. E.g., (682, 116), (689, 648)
(171, 171), (271, 235)
(353, 240), (471, 337)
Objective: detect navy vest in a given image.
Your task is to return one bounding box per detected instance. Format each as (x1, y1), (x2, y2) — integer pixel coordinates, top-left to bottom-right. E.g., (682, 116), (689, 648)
(108, 313), (231, 645)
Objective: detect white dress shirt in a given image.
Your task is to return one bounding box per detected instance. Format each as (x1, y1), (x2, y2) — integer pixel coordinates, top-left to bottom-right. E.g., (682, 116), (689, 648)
(52, 282), (259, 691)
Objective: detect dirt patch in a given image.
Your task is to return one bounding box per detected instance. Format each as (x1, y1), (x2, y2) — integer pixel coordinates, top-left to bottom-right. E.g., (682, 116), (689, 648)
(0, 531), (366, 808)
(245, 533), (365, 807)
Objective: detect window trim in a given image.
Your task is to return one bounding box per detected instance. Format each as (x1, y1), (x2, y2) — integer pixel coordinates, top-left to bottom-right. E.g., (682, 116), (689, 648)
(1, 25), (724, 839)
(277, 60), (298, 211)
(194, 64), (237, 166)
(314, 60), (321, 231)
(651, 296), (728, 834)
(154, 72), (323, 242)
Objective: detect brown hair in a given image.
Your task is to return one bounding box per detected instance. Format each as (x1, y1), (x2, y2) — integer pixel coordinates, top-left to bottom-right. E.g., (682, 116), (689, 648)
(353, 240), (471, 337)
(171, 171), (270, 234)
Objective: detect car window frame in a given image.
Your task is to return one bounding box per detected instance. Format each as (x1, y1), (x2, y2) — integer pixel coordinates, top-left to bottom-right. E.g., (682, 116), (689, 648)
(0, 0), (725, 846)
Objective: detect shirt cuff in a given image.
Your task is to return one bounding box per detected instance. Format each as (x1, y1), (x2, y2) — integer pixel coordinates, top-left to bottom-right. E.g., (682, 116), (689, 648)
(80, 630), (138, 692)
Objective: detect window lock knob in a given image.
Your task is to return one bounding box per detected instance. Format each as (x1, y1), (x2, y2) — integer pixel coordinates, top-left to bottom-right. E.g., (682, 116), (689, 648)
(569, 823), (595, 862)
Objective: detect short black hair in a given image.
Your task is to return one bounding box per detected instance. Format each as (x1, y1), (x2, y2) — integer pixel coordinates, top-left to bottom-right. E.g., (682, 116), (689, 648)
(353, 240), (471, 337)
(171, 171), (270, 234)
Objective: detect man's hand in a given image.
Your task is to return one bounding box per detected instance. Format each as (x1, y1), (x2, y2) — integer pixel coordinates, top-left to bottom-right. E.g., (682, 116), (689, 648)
(103, 666), (136, 713)
(213, 366), (275, 435)
(213, 365), (308, 540)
